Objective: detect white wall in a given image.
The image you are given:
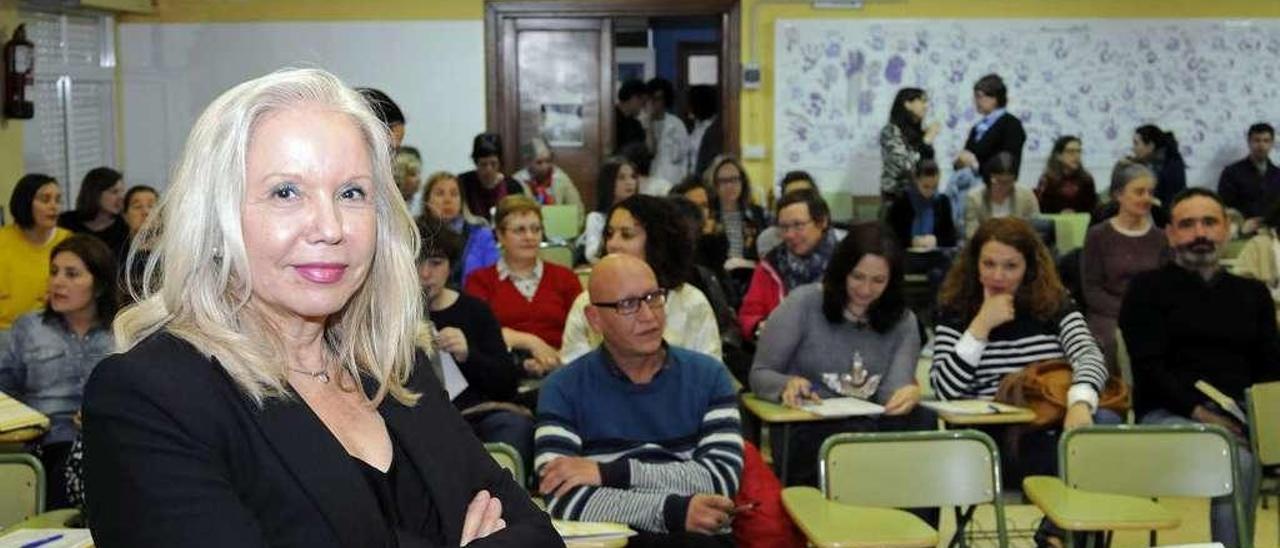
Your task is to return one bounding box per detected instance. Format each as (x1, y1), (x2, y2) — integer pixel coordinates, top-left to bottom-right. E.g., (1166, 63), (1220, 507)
(119, 20), (486, 190)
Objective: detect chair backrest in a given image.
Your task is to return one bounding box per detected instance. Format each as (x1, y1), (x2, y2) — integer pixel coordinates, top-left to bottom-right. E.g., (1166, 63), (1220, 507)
(851, 195), (881, 223)
(485, 442), (525, 485)
(0, 453), (44, 529)
(821, 191), (855, 224)
(1061, 425), (1236, 499)
(1036, 213), (1090, 257)
(1248, 381), (1280, 467)
(542, 204), (582, 242)
(538, 244), (575, 268)
(820, 430), (1002, 509)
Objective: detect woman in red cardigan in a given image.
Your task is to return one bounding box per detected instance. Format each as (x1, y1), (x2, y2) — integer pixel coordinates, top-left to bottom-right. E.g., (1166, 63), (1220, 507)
(465, 195), (582, 375)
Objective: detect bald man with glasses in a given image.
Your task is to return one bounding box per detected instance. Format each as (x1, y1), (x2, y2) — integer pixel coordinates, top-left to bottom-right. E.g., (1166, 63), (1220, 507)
(534, 254), (743, 547)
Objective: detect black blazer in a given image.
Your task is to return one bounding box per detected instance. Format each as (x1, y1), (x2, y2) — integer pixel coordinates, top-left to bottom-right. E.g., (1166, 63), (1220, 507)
(963, 113), (1026, 176)
(83, 332), (562, 548)
(886, 194), (957, 249)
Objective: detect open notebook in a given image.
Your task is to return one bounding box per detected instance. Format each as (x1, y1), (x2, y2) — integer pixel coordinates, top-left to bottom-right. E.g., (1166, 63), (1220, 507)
(552, 520), (635, 542)
(0, 391), (49, 433)
(799, 397), (885, 418)
(0, 529), (93, 548)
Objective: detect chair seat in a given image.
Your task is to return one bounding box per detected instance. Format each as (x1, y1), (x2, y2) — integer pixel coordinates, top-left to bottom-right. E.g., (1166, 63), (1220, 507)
(1022, 476), (1180, 532)
(781, 486), (937, 548)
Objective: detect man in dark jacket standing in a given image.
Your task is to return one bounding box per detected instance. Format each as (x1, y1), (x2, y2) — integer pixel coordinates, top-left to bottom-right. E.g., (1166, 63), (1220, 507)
(1218, 122), (1280, 235)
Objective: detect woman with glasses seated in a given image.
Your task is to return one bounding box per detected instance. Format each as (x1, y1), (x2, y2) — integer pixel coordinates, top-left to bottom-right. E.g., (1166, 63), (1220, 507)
(465, 195), (582, 376)
(559, 195), (721, 365)
(749, 224), (928, 488)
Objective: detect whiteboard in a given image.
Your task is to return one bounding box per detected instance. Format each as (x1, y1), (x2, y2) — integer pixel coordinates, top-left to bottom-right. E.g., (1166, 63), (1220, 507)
(773, 19), (1280, 195)
(118, 21), (486, 191)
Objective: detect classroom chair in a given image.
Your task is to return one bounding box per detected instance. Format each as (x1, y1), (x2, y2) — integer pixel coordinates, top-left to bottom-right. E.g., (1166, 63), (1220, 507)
(1031, 424), (1246, 548)
(851, 195), (881, 222)
(781, 429), (1007, 548)
(542, 204), (582, 243)
(485, 442), (525, 486)
(821, 191), (855, 224)
(1113, 328), (1136, 424)
(537, 243), (575, 269)
(1248, 381), (1280, 546)
(0, 453), (44, 529)
(1036, 213), (1090, 257)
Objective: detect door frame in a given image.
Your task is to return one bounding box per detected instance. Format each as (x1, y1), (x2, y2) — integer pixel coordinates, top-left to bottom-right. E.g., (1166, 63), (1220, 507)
(484, 0), (741, 173)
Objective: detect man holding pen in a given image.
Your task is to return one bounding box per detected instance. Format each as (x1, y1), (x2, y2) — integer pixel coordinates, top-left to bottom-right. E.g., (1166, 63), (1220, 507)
(534, 255), (745, 547)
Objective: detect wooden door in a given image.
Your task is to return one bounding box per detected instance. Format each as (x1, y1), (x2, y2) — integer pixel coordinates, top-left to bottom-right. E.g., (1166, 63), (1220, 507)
(497, 17), (610, 210)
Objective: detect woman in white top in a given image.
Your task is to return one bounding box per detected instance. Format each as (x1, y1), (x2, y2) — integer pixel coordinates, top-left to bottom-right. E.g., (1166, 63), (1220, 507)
(579, 156), (639, 264)
(964, 151), (1039, 239)
(560, 195), (721, 363)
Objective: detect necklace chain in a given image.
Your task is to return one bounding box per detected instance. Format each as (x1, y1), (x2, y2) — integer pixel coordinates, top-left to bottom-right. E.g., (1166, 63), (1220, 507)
(288, 365), (332, 384)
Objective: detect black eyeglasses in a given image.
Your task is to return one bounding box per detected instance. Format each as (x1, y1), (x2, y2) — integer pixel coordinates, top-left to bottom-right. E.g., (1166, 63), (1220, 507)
(592, 288), (668, 316)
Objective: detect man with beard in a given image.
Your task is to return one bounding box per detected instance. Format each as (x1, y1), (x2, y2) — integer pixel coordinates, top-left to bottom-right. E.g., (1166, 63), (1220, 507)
(1119, 187), (1280, 546)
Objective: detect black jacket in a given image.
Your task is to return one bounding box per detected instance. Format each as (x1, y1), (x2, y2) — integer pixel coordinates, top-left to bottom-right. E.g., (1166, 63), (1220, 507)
(83, 332), (562, 548)
(964, 113), (1026, 176)
(1218, 157), (1280, 219)
(886, 194), (957, 249)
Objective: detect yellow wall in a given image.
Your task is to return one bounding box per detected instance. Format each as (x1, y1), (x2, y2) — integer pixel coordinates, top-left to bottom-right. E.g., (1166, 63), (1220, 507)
(121, 0), (484, 22)
(0, 4), (22, 207)
(738, 0), (1280, 195)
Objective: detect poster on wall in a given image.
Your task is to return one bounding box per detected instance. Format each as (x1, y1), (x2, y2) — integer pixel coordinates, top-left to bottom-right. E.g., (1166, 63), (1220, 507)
(773, 18), (1280, 195)
(541, 101), (585, 147)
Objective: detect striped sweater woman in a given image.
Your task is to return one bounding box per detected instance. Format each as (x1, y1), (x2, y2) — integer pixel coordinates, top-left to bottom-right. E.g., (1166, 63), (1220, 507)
(930, 217), (1110, 430)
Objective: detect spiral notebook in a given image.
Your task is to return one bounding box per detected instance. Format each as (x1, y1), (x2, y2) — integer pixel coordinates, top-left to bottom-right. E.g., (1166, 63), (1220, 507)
(0, 391), (49, 433)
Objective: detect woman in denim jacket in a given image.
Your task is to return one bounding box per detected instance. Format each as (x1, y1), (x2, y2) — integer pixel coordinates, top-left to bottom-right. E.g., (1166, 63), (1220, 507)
(0, 234), (117, 508)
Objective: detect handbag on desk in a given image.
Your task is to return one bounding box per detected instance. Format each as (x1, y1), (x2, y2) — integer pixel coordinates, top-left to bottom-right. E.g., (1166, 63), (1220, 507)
(994, 359), (1131, 428)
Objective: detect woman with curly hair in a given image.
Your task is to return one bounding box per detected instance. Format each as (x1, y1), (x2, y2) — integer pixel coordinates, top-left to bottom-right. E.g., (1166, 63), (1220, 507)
(931, 217), (1117, 481)
(559, 195), (721, 364)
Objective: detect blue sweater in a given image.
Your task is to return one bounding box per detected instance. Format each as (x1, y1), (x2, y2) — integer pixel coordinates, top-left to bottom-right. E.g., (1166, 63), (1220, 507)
(535, 345), (743, 533)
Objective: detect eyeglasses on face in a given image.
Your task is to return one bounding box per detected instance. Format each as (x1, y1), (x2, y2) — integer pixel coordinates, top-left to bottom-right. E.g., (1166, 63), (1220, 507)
(591, 288), (668, 316)
(778, 219), (814, 233)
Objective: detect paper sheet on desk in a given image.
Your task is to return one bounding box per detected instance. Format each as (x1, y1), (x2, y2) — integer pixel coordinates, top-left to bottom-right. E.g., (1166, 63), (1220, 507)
(553, 520), (635, 540)
(921, 400), (1022, 415)
(800, 397), (884, 417)
(0, 529), (93, 548)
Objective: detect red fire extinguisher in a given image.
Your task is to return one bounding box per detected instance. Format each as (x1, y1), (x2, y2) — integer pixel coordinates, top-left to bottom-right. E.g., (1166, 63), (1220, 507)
(4, 24), (35, 120)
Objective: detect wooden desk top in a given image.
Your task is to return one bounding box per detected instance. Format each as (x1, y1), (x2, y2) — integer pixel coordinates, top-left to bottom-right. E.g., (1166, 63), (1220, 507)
(740, 393), (829, 423)
(781, 486), (937, 548)
(1023, 476), (1180, 532)
(926, 400), (1037, 426)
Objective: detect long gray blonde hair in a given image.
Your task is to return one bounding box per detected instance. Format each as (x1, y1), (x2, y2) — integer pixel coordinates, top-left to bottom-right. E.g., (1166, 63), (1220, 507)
(116, 68), (421, 406)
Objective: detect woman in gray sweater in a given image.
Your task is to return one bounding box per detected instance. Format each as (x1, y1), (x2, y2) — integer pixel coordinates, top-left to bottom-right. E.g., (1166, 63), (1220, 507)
(750, 224), (928, 487)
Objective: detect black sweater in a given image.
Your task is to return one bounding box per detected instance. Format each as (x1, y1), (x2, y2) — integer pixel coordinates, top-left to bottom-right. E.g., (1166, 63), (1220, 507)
(1119, 263), (1280, 418)
(963, 113), (1027, 177)
(429, 293), (519, 411)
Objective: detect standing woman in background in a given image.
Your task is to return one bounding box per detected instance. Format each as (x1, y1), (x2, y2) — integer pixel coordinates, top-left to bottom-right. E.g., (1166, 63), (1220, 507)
(707, 155), (766, 265)
(0, 174), (72, 337)
(1036, 136), (1098, 214)
(1132, 124), (1187, 208)
(880, 88), (938, 203)
(947, 74), (1027, 227)
(1081, 161), (1167, 367)
(1, 235), (117, 509)
(58, 167), (129, 253)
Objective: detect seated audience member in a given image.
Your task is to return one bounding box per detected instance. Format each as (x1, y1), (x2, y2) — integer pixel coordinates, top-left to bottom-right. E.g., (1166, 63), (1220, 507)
(117, 185), (159, 303)
(512, 136), (582, 207)
(620, 141), (672, 197)
(1, 174), (72, 336)
(392, 146), (425, 217)
(757, 171), (847, 257)
(57, 167), (129, 254)
(1217, 122), (1280, 236)
(356, 87), (406, 147)
(535, 254), (743, 547)
(1035, 135), (1097, 214)
(560, 195), (721, 363)
(1131, 124), (1186, 208)
(1081, 161), (1166, 363)
(964, 151), (1039, 239)
(1232, 200), (1280, 324)
(750, 225), (927, 486)
(466, 195), (582, 375)
(459, 133), (528, 221)
(739, 190), (839, 340)
(708, 155), (766, 263)
(416, 216), (532, 468)
(886, 158), (957, 250)
(423, 171), (499, 287)
(1, 235), (117, 508)
(645, 77), (691, 186)
(932, 217), (1115, 481)
(579, 156), (639, 264)
(671, 178), (729, 276)
(1119, 188), (1280, 547)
